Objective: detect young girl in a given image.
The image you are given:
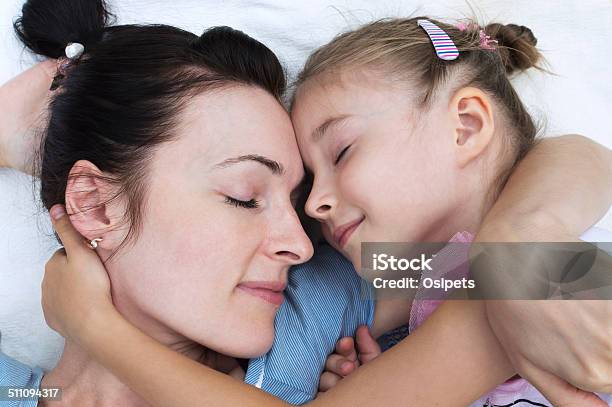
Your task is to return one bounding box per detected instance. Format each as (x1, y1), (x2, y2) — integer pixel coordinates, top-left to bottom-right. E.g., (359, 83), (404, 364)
(289, 18), (612, 406)
(7, 13), (612, 407)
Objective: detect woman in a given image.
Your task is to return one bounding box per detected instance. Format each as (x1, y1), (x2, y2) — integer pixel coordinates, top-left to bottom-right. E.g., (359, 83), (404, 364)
(2, 1), (611, 406)
(1, 1), (315, 405)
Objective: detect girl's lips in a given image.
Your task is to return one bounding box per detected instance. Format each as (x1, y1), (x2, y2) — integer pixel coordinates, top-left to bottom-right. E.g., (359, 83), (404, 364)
(237, 281), (286, 306)
(333, 216), (365, 248)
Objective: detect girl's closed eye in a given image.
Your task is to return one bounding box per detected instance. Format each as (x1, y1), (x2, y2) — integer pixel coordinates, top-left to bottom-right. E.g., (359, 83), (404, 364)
(334, 145), (351, 165)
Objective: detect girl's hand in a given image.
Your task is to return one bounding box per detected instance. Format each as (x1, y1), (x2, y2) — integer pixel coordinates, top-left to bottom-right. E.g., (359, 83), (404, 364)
(0, 60), (55, 174)
(476, 224), (612, 405)
(318, 326), (381, 393)
(42, 204), (116, 342)
(486, 300), (612, 404)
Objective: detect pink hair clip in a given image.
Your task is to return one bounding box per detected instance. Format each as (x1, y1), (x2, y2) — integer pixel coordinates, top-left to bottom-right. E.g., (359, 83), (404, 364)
(455, 22), (498, 50)
(479, 30), (498, 50)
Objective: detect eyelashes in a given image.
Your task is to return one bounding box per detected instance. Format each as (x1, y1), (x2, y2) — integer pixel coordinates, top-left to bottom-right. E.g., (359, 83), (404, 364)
(225, 196), (260, 209)
(334, 145), (351, 165)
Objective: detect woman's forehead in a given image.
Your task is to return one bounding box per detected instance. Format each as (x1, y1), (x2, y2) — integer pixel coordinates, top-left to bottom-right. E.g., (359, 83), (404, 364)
(164, 87), (303, 176)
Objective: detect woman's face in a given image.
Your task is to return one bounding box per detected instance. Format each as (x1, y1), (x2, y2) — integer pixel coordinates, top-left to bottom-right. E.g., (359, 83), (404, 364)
(291, 70), (460, 272)
(104, 86), (313, 358)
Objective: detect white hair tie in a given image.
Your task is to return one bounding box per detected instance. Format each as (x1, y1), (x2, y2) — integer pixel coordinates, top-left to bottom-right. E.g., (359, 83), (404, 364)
(65, 42), (85, 60)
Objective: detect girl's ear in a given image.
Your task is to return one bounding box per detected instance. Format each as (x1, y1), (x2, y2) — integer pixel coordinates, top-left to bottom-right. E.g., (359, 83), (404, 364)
(449, 87), (495, 168)
(64, 160), (121, 250)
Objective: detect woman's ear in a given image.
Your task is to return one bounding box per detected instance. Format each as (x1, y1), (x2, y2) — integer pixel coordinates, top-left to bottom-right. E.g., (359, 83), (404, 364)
(65, 160), (117, 248)
(449, 87), (495, 168)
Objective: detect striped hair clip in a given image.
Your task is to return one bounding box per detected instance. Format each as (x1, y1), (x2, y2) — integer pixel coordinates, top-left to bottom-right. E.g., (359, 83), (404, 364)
(417, 19), (459, 61)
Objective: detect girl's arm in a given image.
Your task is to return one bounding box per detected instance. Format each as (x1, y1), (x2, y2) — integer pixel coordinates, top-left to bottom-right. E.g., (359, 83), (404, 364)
(0, 61), (55, 174)
(475, 135), (612, 398)
(91, 301), (510, 407)
(44, 209), (514, 406)
(478, 134), (611, 242)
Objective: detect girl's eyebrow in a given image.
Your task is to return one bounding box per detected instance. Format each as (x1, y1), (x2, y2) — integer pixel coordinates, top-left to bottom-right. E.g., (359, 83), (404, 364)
(311, 114), (351, 142)
(214, 154), (284, 175)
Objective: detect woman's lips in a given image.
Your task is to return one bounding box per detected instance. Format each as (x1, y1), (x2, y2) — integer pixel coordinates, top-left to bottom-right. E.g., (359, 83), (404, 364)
(237, 281), (286, 306)
(333, 216), (365, 249)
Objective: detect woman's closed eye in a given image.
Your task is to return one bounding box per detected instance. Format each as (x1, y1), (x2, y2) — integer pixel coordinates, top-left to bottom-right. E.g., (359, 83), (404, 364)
(334, 145), (351, 165)
(225, 196), (260, 209)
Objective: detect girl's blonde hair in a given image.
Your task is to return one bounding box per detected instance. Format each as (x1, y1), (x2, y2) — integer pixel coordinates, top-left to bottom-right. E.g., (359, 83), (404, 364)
(295, 17), (543, 195)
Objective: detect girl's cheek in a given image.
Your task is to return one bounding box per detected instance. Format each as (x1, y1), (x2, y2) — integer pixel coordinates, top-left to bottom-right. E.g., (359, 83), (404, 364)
(339, 160), (371, 206)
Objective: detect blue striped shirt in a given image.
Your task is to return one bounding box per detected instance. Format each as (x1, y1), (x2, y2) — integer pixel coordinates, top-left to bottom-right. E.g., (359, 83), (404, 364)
(0, 352), (43, 407)
(245, 243), (375, 405)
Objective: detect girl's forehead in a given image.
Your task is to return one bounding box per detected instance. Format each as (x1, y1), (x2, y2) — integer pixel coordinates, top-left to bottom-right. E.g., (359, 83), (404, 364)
(293, 74), (415, 132)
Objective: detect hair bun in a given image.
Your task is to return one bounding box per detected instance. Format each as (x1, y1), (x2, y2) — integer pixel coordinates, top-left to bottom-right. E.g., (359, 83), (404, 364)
(14, 0), (111, 59)
(484, 23), (541, 75)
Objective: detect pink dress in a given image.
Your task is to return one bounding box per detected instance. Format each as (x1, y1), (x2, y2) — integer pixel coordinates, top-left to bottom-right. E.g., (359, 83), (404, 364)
(407, 232), (560, 406)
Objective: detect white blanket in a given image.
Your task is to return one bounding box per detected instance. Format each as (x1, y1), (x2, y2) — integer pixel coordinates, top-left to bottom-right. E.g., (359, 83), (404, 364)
(1, 0), (611, 383)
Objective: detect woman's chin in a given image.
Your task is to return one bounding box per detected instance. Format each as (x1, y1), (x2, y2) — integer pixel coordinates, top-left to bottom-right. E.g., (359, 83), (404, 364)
(195, 312), (276, 359)
(213, 327), (275, 359)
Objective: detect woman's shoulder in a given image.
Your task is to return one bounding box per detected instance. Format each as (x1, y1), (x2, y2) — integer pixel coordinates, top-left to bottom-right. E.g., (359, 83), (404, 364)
(289, 242), (355, 280)
(285, 242), (373, 315)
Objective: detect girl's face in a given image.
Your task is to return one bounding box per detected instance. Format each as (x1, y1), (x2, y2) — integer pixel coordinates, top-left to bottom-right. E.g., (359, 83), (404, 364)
(292, 70), (462, 272)
(99, 86), (313, 358)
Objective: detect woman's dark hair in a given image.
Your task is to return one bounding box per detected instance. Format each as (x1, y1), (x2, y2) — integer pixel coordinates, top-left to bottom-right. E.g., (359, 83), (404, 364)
(14, 0), (287, 252)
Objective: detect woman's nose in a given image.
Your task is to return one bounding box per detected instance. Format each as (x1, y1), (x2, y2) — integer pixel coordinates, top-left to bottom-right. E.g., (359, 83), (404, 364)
(271, 210), (314, 265)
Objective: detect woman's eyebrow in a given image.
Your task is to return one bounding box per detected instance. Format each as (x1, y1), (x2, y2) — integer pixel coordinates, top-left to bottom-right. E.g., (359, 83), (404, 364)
(311, 114), (351, 142)
(214, 154), (284, 175)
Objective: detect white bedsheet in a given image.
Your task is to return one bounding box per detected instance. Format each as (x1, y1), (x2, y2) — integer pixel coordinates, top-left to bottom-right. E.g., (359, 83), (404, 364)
(1, 0), (611, 378)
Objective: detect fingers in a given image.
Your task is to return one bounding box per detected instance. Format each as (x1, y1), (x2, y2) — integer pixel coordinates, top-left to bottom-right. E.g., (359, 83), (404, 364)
(522, 360), (608, 407)
(43, 248), (69, 302)
(41, 248), (69, 334)
(49, 204), (86, 256)
(334, 336), (358, 362)
(319, 329), (381, 394)
(320, 336), (359, 392)
(355, 325), (381, 364)
(323, 329), (379, 380)
(324, 353), (357, 377)
(334, 336), (359, 374)
(318, 371), (343, 392)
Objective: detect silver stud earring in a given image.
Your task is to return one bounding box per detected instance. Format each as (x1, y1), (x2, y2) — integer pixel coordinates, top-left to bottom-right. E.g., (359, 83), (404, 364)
(87, 238), (103, 250)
